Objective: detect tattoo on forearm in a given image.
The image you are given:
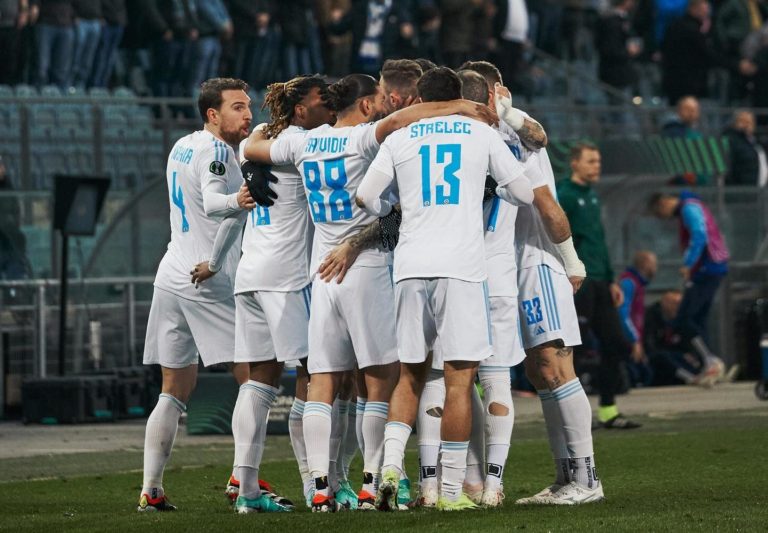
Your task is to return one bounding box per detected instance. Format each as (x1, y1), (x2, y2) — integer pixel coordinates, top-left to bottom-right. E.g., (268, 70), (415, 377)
(517, 118), (547, 150)
(347, 220), (380, 252)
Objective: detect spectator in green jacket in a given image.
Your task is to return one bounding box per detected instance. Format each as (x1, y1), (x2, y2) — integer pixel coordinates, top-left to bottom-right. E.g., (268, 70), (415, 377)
(557, 142), (640, 430)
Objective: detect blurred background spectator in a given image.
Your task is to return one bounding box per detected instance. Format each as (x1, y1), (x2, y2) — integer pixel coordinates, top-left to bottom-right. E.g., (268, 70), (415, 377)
(724, 109), (768, 186)
(661, 95), (702, 138)
(595, 0), (641, 99)
(0, 156), (30, 289)
(89, 0), (126, 88)
(33, 0), (76, 88)
(70, 0), (102, 89)
(276, 0), (324, 80)
(618, 251), (658, 387)
(190, 0), (231, 90)
(0, 0), (30, 86)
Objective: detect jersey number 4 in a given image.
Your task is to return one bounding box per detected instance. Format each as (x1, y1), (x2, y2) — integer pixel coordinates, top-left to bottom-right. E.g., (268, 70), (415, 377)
(303, 158), (352, 223)
(419, 143), (461, 206)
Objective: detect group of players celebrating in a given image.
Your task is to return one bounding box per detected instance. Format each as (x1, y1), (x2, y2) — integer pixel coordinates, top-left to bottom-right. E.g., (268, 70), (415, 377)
(137, 57), (603, 514)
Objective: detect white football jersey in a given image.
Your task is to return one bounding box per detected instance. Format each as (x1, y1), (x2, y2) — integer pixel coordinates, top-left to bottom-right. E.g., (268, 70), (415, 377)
(368, 115), (527, 283)
(483, 125), (525, 298)
(235, 126), (313, 293)
(269, 122), (389, 275)
(155, 130), (243, 302)
(499, 123), (566, 275)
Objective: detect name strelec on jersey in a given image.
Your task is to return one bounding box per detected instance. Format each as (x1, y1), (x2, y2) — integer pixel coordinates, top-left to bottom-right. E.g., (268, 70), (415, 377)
(410, 120), (472, 138)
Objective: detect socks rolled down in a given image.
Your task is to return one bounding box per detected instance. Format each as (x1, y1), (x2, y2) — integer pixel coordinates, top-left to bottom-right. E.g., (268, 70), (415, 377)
(233, 381), (278, 499)
(142, 393), (186, 496)
(537, 389), (571, 486)
(551, 379), (599, 489)
(303, 401), (333, 497)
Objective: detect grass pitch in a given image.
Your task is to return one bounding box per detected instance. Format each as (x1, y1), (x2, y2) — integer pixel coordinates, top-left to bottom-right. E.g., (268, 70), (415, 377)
(1, 410), (767, 532)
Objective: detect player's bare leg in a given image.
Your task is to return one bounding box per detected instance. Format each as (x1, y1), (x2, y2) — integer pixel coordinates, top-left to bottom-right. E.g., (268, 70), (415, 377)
(437, 361), (480, 510)
(377, 359), (431, 511)
(522, 341), (603, 505)
(304, 371), (344, 511)
(138, 364), (198, 512)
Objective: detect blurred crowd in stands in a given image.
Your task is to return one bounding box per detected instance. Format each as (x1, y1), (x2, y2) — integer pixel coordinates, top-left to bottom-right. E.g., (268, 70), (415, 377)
(0, 0), (767, 106)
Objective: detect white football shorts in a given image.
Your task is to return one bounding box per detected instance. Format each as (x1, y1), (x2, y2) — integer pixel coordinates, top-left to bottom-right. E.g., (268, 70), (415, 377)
(143, 287), (236, 368)
(482, 296), (526, 368)
(397, 277), (492, 366)
(307, 266), (398, 373)
(517, 264), (581, 350)
(233, 286), (311, 364)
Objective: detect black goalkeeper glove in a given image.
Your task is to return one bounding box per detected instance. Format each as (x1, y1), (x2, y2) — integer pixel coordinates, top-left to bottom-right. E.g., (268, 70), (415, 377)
(241, 160), (278, 207)
(378, 207), (402, 251)
(483, 175), (499, 203)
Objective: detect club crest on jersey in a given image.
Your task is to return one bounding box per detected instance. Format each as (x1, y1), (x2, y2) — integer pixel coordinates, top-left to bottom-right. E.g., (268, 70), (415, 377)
(209, 161), (226, 176)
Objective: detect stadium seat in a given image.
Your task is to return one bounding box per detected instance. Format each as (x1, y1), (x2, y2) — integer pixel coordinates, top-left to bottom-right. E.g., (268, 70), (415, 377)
(0, 85), (13, 98)
(88, 87), (110, 98)
(14, 85), (38, 97)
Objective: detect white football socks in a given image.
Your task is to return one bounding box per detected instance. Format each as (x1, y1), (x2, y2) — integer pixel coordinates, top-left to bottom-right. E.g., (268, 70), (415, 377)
(355, 396), (367, 457)
(340, 401), (358, 481)
(537, 389), (571, 486)
(551, 379), (598, 489)
(465, 385), (485, 488)
(328, 398), (349, 492)
(417, 371), (444, 490)
(382, 421), (411, 475)
(233, 381), (278, 499)
(142, 393), (185, 497)
(303, 401), (333, 496)
(440, 441), (469, 502)
(288, 398), (310, 491)
(479, 367), (513, 490)
(362, 401), (388, 493)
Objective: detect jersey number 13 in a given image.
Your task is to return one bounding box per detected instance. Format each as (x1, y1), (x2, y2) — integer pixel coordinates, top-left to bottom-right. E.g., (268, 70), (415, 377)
(419, 143), (461, 206)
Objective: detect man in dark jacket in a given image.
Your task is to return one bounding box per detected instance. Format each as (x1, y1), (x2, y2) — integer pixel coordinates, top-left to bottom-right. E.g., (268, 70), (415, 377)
(32, 0), (76, 87)
(724, 109), (768, 186)
(595, 0), (641, 92)
(661, 0), (754, 104)
(328, 0), (416, 76)
(227, 0), (276, 90)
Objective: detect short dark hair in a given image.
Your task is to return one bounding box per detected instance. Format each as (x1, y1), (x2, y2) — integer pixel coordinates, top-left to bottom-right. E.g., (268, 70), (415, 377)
(325, 73), (379, 114)
(417, 67), (462, 103)
(458, 70), (489, 105)
(569, 141), (600, 161)
(380, 59), (422, 99)
(198, 78), (249, 122)
(459, 60), (502, 88)
(647, 191), (673, 211)
(413, 58), (438, 74)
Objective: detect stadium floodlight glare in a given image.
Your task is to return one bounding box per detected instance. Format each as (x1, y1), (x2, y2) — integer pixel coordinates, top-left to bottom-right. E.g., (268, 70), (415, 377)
(53, 175), (111, 376)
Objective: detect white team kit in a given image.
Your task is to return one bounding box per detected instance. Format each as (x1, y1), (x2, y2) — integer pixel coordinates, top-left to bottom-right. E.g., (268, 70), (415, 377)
(144, 130), (244, 368)
(234, 125), (313, 364)
(503, 123), (581, 350)
(365, 115), (529, 366)
(269, 122), (398, 373)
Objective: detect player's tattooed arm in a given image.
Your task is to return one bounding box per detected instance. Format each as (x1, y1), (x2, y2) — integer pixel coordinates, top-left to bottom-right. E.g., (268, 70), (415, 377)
(316, 222), (380, 283)
(516, 118), (548, 151)
(533, 186), (586, 293)
(494, 83), (548, 150)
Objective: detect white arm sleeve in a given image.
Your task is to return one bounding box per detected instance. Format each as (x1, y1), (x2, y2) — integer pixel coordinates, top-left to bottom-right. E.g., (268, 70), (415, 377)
(496, 178), (534, 206)
(357, 168), (394, 217)
(208, 210), (248, 272)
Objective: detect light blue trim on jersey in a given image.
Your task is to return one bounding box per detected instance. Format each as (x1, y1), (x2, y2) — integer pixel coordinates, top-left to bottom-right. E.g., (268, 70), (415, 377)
(213, 140), (229, 163)
(388, 265), (394, 287)
(538, 266), (561, 331)
(482, 280), (493, 344)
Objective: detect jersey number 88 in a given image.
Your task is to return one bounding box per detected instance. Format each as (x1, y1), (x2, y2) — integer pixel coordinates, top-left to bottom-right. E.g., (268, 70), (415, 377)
(303, 158), (353, 223)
